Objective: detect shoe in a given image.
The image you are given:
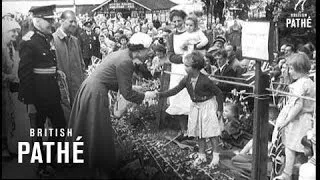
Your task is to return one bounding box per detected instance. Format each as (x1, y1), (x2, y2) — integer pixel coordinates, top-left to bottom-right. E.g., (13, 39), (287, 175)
(193, 153), (207, 167)
(209, 152), (220, 168)
(273, 172), (291, 180)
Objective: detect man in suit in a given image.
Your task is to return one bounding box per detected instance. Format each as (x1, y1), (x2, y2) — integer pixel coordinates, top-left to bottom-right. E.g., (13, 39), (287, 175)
(18, 5), (66, 177)
(52, 10), (86, 122)
(78, 20), (101, 69)
(225, 44), (246, 77)
(212, 49), (237, 99)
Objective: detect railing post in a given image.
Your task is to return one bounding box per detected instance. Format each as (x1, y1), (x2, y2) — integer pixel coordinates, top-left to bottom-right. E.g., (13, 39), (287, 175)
(252, 61), (270, 180)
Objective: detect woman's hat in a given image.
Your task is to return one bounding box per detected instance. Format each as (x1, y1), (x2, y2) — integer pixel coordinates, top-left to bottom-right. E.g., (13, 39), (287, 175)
(129, 32), (152, 49)
(2, 20), (21, 33)
(2, 13), (14, 19)
(83, 20), (93, 27)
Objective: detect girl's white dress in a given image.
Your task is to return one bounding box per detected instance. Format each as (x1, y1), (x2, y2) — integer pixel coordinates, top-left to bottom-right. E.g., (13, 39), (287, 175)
(187, 77), (222, 138)
(188, 97), (222, 138)
(273, 76), (315, 152)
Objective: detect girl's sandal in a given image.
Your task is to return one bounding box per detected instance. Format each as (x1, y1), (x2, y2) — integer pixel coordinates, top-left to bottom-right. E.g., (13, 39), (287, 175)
(208, 152), (220, 169)
(273, 171), (291, 180)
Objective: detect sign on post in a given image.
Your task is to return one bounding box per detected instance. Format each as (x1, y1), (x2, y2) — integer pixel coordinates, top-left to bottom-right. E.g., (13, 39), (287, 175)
(242, 21), (272, 61)
(241, 21), (273, 180)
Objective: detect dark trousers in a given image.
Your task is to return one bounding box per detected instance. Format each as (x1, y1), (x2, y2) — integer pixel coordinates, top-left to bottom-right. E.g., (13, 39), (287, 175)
(214, 10), (224, 23)
(34, 103), (66, 169)
(84, 58), (91, 69)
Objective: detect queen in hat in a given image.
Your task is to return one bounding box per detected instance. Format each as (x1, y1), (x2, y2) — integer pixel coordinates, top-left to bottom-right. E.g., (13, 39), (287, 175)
(66, 32), (154, 178)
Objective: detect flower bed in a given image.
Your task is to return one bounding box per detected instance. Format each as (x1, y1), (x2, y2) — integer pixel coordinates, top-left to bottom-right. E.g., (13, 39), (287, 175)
(111, 103), (237, 180)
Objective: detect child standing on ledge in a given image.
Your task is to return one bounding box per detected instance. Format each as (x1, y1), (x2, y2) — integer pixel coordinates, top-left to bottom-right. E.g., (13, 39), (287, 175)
(157, 51), (223, 168)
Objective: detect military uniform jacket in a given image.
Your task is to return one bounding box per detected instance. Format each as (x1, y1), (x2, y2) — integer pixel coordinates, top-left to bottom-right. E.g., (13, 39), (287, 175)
(78, 30), (101, 59)
(18, 29), (61, 105)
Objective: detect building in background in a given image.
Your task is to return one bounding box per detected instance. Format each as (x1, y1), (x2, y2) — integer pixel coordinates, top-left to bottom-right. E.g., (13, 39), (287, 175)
(91, 0), (177, 22)
(2, 0), (179, 17)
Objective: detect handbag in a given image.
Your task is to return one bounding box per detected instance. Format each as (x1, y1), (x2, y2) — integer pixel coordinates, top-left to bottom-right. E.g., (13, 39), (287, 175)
(9, 82), (19, 93)
(113, 86), (143, 118)
(113, 91), (136, 118)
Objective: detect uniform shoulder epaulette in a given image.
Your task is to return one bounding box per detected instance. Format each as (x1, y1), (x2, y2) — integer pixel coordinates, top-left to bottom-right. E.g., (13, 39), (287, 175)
(22, 31), (34, 41)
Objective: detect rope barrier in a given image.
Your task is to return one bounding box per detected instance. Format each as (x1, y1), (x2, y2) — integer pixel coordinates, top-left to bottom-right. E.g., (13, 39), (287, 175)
(271, 82), (289, 86)
(265, 88), (316, 102)
(163, 71), (316, 102)
(163, 71), (255, 88)
(211, 74), (248, 81)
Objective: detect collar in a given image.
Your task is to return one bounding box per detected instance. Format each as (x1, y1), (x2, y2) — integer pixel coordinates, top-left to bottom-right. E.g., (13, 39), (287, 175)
(219, 63), (227, 71)
(56, 28), (69, 40)
(190, 74), (199, 81)
(34, 28), (53, 41)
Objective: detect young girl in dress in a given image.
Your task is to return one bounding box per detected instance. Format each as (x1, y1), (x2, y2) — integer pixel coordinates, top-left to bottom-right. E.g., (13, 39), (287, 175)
(273, 52), (315, 180)
(221, 103), (242, 148)
(181, 15), (208, 56)
(150, 44), (170, 79)
(157, 51), (223, 167)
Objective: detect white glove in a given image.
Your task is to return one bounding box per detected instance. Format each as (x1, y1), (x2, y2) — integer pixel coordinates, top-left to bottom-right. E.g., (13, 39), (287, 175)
(144, 91), (157, 100)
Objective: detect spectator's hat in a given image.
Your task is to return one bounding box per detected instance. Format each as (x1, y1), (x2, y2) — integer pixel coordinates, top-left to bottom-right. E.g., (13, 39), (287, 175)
(213, 36), (226, 45)
(29, 5), (56, 19)
(83, 20), (93, 27)
(2, 20), (21, 33)
(119, 34), (128, 42)
(2, 13), (14, 19)
(207, 46), (220, 54)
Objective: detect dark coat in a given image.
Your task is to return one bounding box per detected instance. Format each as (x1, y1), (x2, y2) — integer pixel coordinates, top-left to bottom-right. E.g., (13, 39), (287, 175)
(66, 49), (144, 171)
(166, 30), (184, 64)
(214, 63), (237, 96)
(18, 29), (61, 105)
(78, 30), (101, 59)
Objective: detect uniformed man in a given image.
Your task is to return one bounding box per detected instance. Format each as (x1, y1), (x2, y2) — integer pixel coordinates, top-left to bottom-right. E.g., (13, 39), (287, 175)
(78, 19), (101, 69)
(18, 5), (66, 177)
